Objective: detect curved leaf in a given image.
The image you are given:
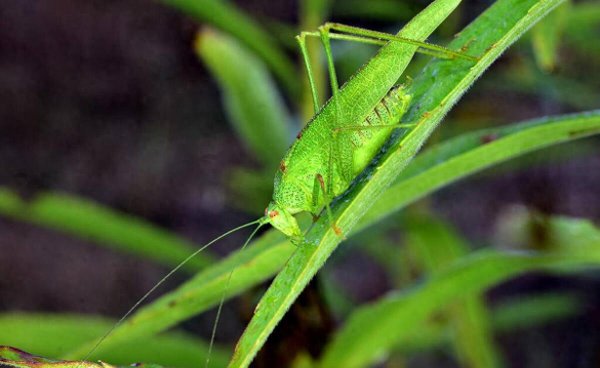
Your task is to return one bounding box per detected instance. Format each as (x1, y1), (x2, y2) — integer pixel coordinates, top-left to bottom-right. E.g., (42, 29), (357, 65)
(358, 110), (600, 232)
(320, 245), (600, 367)
(63, 0), (597, 362)
(0, 189), (211, 272)
(63, 109), (599, 361)
(0, 313), (230, 368)
(158, 0), (298, 98)
(63, 228), (294, 359)
(196, 28), (292, 167)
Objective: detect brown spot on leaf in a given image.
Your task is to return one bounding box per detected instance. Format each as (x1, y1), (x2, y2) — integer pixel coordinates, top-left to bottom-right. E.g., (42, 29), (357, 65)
(480, 133), (499, 144)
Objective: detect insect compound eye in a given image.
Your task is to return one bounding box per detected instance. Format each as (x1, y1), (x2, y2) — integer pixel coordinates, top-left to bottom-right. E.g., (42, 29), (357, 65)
(268, 210), (279, 219)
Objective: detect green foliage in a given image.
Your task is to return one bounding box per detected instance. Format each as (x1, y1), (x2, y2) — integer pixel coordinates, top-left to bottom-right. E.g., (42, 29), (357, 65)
(565, 1), (600, 57)
(333, 0), (415, 21)
(2, 0), (600, 367)
(62, 109), (599, 364)
(360, 110), (600, 231)
(0, 189), (211, 272)
(195, 28), (292, 168)
(0, 314), (229, 368)
(531, 0), (570, 71)
(0, 345), (163, 368)
(157, 0), (298, 97)
(229, 0), (467, 364)
(403, 216), (501, 368)
(321, 232), (600, 368)
(225, 0), (588, 366)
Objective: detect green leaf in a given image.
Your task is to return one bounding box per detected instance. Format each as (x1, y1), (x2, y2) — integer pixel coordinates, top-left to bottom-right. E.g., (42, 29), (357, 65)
(320, 247), (600, 367)
(230, 0), (567, 366)
(63, 0), (598, 361)
(531, 1), (570, 71)
(63, 109), (600, 362)
(63, 227), (295, 359)
(390, 293), (581, 353)
(0, 346), (162, 368)
(492, 293), (582, 333)
(495, 206), (600, 252)
(404, 217), (501, 368)
(195, 28), (292, 168)
(0, 313), (230, 368)
(157, 0), (298, 98)
(0, 189), (211, 272)
(358, 110), (600, 233)
(565, 1), (600, 58)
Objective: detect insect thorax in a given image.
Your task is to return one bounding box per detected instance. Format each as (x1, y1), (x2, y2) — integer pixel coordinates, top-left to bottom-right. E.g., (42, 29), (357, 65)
(269, 85), (412, 218)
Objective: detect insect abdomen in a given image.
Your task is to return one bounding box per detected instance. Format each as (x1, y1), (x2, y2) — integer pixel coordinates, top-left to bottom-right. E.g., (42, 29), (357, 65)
(351, 85), (411, 175)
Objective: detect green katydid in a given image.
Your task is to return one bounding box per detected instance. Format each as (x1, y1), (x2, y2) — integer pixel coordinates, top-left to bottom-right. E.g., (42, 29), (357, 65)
(83, 7), (479, 366)
(265, 22), (477, 244)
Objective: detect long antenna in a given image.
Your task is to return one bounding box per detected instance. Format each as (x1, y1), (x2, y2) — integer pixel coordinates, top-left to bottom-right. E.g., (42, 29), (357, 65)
(83, 218), (263, 361)
(205, 218), (267, 368)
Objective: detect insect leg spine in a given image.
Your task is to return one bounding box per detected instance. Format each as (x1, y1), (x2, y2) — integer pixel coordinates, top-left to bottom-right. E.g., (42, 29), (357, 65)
(346, 84), (412, 150)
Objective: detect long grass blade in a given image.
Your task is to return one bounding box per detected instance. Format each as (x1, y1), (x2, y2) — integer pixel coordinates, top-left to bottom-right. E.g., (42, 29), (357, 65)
(0, 189), (211, 272)
(157, 0), (298, 98)
(0, 313), (230, 368)
(320, 219), (600, 367)
(195, 28), (292, 168)
(60, 110), (599, 360)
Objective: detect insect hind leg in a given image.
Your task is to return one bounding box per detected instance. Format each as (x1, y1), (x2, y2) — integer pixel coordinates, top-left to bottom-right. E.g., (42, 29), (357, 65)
(297, 21), (479, 113)
(324, 23), (479, 61)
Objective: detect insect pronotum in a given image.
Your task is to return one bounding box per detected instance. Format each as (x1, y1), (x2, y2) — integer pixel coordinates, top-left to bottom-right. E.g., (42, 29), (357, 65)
(85, 20), (478, 367)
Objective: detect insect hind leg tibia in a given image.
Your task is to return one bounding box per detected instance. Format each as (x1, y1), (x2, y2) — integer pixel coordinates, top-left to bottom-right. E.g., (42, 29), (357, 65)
(307, 22), (479, 62)
(296, 22), (478, 113)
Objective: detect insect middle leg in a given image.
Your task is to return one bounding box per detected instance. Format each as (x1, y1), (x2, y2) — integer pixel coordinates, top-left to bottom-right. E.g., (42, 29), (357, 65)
(312, 173), (343, 237)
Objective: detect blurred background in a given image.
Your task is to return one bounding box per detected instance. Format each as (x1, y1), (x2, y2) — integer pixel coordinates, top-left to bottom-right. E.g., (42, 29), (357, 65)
(0, 0), (599, 367)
